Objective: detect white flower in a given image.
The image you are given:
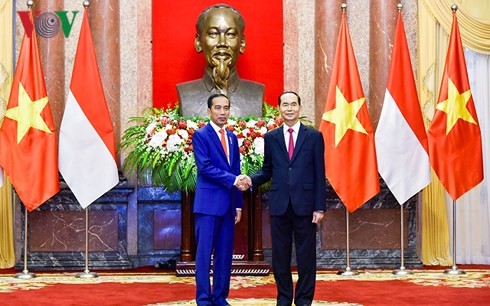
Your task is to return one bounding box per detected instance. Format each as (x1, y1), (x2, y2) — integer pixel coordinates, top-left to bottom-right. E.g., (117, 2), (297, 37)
(167, 134), (184, 152)
(177, 129), (189, 139)
(238, 138), (244, 146)
(227, 119), (236, 126)
(187, 120), (199, 129)
(146, 122), (157, 134)
(253, 137), (265, 155)
(241, 129), (250, 137)
(259, 126), (267, 134)
(246, 119), (257, 128)
(148, 130), (167, 148)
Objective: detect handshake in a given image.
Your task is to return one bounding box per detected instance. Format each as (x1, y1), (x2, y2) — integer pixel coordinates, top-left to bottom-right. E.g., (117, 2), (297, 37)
(236, 174), (252, 191)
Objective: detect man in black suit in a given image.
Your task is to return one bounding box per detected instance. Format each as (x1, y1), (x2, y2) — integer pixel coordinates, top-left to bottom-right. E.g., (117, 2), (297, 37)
(247, 91), (326, 306)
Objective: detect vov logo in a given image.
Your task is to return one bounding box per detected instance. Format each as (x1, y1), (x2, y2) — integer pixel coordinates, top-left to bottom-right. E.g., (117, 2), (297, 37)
(18, 11), (79, 38)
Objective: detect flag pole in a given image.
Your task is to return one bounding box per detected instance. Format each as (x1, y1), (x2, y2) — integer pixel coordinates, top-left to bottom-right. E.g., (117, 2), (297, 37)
(444, 200), (465, 275)
(13, 0), (36, 280)
(76, 207), (98, 278)
(392, 202), (412, 276)
(337, 209), (358, 276)
(15, 206), (36, 279)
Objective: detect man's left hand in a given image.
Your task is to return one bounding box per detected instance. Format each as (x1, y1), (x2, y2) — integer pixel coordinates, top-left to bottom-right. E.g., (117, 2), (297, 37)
(235, 209), (242, 224)
(312, 211), (324, 224)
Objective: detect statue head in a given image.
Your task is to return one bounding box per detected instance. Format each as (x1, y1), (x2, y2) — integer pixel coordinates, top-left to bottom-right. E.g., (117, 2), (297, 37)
(195, 4), (246, 92)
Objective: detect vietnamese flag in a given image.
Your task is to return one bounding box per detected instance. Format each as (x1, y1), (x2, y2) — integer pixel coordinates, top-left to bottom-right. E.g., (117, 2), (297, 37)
(427, 11), (483, 201)
(375, 11), (431, 205)
(0, 11), (59, 211)
(319, 9), (380, 212)
(58, 9), (119, 208)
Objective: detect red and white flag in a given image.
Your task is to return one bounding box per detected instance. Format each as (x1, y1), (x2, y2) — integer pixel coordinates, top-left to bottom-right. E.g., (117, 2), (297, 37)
(59, 10), (118, 208)
(319, 10), (380, 213)
(0, 11), (59, 210)
(375, 11), (431, 204)
(427, 11), (483, 200)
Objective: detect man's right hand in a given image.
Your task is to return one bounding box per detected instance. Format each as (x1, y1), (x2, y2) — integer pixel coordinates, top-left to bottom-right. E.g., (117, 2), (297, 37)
(236, 175), (252, 191)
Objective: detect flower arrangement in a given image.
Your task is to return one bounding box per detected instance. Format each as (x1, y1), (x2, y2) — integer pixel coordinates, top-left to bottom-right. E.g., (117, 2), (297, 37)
(120, 104), (283, 193)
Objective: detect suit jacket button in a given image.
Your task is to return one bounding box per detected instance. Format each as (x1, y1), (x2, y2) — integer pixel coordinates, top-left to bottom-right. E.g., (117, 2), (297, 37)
(289, 167), (292, 170)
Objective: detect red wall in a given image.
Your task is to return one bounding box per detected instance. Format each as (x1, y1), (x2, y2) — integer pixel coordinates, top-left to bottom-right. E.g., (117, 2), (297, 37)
(152, 0), (284, 109)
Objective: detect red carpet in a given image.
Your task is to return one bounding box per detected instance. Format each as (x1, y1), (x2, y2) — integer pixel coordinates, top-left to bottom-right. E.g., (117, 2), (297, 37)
(1, 268), (489, 305)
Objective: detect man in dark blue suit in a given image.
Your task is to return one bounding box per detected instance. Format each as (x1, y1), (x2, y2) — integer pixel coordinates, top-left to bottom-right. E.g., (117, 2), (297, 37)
(192, 93), (247, 306)
(250, 91), (327, 306)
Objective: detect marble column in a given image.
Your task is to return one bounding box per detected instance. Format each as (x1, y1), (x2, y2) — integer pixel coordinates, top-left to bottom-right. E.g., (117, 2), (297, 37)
(33, 0), (65, 132)
(368, 0), (397, 130)
(283, 0), (299, 93)
(314, 0), (343, 126)
(87, 0), (121, 165)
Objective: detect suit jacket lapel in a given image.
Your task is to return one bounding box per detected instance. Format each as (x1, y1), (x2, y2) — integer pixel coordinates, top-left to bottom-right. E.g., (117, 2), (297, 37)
(226, 130), (234, 166)
(206, 124), (228, 164)
(274, 127), (289, 162)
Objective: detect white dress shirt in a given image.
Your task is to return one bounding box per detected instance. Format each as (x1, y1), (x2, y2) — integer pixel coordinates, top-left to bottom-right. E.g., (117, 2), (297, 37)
(283, 121), (300, 151)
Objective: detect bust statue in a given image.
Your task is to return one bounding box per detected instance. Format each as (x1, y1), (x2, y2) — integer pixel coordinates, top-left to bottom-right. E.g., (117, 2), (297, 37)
(177, 4), (264, 118)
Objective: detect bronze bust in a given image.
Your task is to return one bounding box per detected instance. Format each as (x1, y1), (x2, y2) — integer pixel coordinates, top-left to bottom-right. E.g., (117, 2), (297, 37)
(177, 4), (264, 118)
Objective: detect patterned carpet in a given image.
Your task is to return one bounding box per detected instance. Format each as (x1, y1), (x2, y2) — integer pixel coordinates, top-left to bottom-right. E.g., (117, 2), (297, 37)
(1, 269), (489, 305)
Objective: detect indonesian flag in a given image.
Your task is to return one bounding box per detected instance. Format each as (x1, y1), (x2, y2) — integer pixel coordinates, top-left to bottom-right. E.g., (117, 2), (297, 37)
(59, 10), (118, 208)
(319, 10), (380, 212)
(427, 11), (483, 201)
(374, 11), (431, 205)
(0, 11), (59, 211)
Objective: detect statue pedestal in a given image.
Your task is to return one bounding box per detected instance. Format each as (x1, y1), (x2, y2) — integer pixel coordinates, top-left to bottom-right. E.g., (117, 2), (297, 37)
(176, 190), (270, 276)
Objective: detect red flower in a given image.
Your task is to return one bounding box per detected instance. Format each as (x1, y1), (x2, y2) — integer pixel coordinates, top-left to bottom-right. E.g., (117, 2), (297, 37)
(197, 120), (206, 128)
(238, 120), (247, 128)
(178, 120), (187, 129)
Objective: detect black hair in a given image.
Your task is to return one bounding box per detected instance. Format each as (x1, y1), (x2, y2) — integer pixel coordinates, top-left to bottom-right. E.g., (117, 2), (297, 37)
(207, 93), (230, 109)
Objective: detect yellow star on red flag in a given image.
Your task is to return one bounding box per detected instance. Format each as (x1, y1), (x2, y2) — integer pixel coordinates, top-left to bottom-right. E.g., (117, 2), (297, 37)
(0, 10), (59, 211)
(427, 11), (483, 201)
(436, 78), (476, 135)
(322, 86), (367, 147)
(5, 82), (51, 144)
(318, 10), (379, 213)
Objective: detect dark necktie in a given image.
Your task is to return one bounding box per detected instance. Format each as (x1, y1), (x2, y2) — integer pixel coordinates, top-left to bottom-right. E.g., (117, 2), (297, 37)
(288, 128), (294, 160)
